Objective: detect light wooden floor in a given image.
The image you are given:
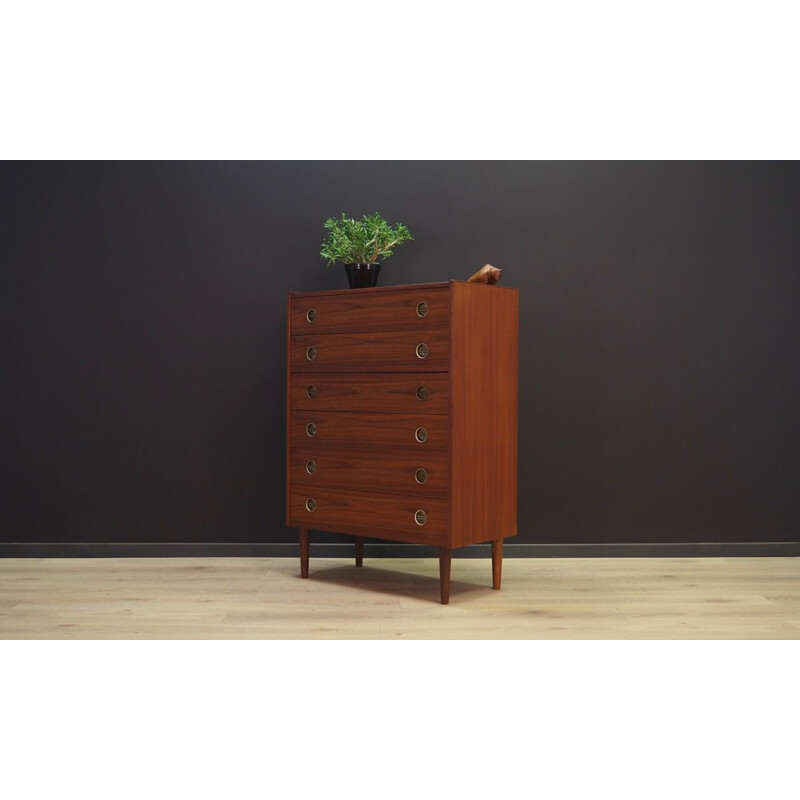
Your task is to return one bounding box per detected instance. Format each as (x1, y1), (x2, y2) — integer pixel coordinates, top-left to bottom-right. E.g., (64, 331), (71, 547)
(1, 556), (799, 639)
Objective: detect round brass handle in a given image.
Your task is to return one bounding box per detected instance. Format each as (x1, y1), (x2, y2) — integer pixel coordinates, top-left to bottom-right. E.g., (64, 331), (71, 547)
(306, 385), (317, 399)
(415, 426), (428, 443)
(306, 460), (317, 475)
(416, 301), (429, 318)
(306, 346), (317, 361)
(306, 423), (317, 437)
(415, 468), (428, 485)
(416, 343), (428, 359)
(306, 308), (317, 323)
(306, 497), (316, 512)
(416, 386), (428, 401)
(414, 509), (427, 526)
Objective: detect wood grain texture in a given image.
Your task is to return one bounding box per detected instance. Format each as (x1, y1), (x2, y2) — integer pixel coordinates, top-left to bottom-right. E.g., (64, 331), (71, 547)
(290, 286), (450, 334)
(354, 537), (364, 567)
(449, 282), (518, 548)
(2, 557), (798, 638)
(299, 528), (309, 578)
(492, 538), (503, 589)
(290, 450), (447, 498)
(290, 372), (449, 414)
(290, 329), (449, 373)
(286, 281), (517, 601)
(439, 548), (451, 604)
(290, 410), (448, 456)
(286, 293), (293, 526)
(288, 486), (448, 545)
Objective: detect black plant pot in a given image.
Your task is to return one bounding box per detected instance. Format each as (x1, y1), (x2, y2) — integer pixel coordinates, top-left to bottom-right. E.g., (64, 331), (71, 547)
(345, 263), (381, 289)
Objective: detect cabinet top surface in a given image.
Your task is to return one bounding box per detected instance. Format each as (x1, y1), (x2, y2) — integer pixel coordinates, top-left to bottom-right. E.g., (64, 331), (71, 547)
(288, 280), (518, 298)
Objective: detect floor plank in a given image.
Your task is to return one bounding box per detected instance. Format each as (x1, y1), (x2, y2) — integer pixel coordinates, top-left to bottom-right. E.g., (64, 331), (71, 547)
(0, 556), (798, 639)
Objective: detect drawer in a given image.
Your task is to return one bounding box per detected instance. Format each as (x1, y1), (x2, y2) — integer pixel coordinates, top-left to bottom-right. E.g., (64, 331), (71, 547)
(290, 287), (449, 334)
(290, 448), (447, 497)
(290, 329), (449, 373)
(290, 410), (448, 455)
(288, 486), (448, 545)
(290, 372), (449, 414)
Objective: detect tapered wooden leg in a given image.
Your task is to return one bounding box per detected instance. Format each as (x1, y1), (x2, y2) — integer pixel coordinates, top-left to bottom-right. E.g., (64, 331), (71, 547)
(491, 538), (503, 590)
(438, 547), (451, 605)
(354, 536), (364, 567)
(299, 528), (309, 578)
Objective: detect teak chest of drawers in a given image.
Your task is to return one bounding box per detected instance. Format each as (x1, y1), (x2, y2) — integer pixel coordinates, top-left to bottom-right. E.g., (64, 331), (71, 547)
(286, 280), (518, 604)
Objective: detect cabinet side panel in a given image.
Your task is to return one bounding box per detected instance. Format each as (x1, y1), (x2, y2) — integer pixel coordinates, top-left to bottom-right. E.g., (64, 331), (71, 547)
(450, 283), (518, 548)
(286, 293), (292, 526)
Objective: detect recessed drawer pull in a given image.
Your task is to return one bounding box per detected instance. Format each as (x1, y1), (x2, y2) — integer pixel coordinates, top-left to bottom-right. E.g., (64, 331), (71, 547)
(306, 423), (317, 437)
(306, 460), (317, 475)
(415, 343), (428, 359)
(416, 301), (428, 318)
(306, 497), (316, 512)
(306, 385), (318, 399)
(414, 509), (427, 526)
(306, 308), (317, 323)
(415, 427), (428, 443)
(306, 346), (317, 361)
(415, 386), (428, 401)
(415, 468), (428, 484)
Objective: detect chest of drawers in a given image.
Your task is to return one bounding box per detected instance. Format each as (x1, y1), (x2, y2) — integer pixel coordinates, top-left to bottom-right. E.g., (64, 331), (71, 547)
(286, 280), (518, 603)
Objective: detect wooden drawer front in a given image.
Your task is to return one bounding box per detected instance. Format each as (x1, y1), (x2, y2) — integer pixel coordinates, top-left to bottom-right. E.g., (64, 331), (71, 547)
(290, 329), (449, 373)
(291, 288), (449, 334)
(290, 372), (449, 414)
(289, 486), (447, 545)
(291, 411), (448, 455)
(290, 449), (447, 497)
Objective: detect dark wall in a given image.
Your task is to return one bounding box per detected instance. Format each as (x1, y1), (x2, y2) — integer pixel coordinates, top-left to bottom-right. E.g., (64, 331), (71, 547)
(2, 161), (799, 547)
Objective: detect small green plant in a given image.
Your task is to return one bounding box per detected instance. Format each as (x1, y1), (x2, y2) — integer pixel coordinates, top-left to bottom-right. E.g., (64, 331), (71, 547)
(320, 213), (413, 269)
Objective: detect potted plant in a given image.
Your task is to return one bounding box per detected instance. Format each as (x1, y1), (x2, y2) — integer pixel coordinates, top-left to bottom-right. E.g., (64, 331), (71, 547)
(320, 212), (413, 288)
